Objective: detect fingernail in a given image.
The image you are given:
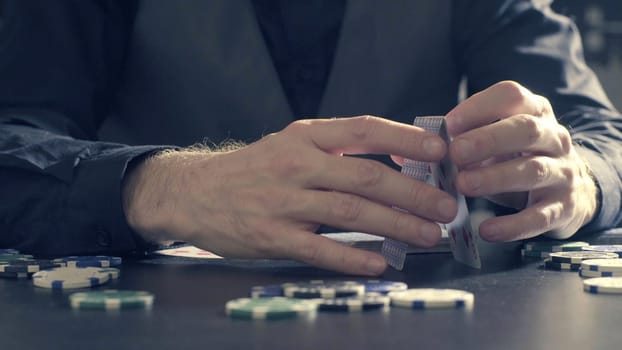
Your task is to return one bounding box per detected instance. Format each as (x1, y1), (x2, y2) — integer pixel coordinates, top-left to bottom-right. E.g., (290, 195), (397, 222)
(454, 139), (474, 163)
(445, 114), (460, 135)
(366, 257), (387, 275)
(438, 198), (457, 221)
(423, 137), (444, 157)
(465, 172), (481, 192)
(480, 222), (500, 241)
(421, 223), (441, 246)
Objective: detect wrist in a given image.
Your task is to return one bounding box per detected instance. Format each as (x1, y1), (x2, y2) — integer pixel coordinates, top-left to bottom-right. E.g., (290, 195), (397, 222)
(122, 150), (185, 244)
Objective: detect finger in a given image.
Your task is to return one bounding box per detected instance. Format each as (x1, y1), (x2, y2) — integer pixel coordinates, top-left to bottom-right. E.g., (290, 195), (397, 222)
(455, 155), (566, 197)
(289, 190), (443, 248)
(284, 229), (388, 276)
(309, 156), (457, 223)
(292, 116), (447, 162)
(445, 81), (551, 136)
(450, 114), (570, 166)
(478, 199), (568, 242)
(390, 154), (405, 166)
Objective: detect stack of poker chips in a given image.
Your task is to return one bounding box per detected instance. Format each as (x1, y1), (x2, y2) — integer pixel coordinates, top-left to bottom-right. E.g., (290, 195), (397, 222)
(226, 279), (475, 320)
(0, 248), (154, 311)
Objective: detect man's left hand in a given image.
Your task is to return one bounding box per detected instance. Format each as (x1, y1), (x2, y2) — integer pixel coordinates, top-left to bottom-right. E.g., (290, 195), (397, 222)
(445, 81), (598, 241)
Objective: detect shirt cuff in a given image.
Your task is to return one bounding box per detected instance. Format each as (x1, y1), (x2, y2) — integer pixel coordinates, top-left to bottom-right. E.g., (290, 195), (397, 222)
(574, 146), (622, 234)
(69, 145), (171, 255)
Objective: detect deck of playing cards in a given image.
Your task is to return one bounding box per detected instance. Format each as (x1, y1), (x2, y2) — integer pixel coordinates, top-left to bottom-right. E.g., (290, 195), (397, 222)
(382, 116), (494, 270)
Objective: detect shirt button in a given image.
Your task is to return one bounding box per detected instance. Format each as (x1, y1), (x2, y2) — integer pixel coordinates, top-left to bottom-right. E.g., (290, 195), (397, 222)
(96, 227), (111, 247)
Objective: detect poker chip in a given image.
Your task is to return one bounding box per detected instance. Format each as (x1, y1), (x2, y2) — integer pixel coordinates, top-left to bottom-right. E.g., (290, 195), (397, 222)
(282, 280), (365, 299)
(0, 249), (20, 255)
(0, 253), (34, 261)
(53, 256), (122, 268)
(579, 268), (622, 278)
(98, 267), (121, 280)
(582, 245), (622, 257)
(225, 297), (317, 320)
(523, 241), (589, 252)
(317, 292), (390, 312)
(69, 290), (154, 310)
(521, 249), (551, 259)
(250, 284), (283, 298)
(543, 259), (581, 271)
(549, 251), (618, 264)
(388, 288), (474, 310)
(362, 280), (408, 294)
(0, 271), (31, 279)
(583, 277), (622, 294)
(32, 267), (111, 289)
(581, 258), (622, 273)
(0, 259), (64, 273)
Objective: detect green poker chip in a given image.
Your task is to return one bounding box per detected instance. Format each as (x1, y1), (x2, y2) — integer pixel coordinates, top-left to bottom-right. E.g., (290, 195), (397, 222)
(69, 290), (154, 310)
(523, 241), (589, 253)
(225, 297), (317, 320)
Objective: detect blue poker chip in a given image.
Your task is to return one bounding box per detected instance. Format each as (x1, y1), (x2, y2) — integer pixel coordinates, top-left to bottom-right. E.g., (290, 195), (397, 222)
(0, 258), (64, 273)
(317, 292), (390, 312)
(362, 280), (408, 294)
(282, 280), (365, 299)
(53, 256), (122, 268)
(250, 284), (284, 298)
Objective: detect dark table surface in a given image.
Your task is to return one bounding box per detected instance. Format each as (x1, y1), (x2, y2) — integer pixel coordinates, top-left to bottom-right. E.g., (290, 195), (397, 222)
(3, 232), (622, 350)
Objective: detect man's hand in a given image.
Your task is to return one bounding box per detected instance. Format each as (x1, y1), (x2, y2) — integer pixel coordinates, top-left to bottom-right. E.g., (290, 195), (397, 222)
(445, 81), (598, 241)
(122, 116), (458, 275)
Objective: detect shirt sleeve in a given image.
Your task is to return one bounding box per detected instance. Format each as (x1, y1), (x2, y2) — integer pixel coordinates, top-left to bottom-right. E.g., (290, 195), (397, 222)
(0, 0), (168, 255)
(452, 0), (622, 234)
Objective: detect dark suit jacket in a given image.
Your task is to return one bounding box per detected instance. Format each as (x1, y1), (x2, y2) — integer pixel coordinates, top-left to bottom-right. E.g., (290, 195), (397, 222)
(0, 0), (620, 255)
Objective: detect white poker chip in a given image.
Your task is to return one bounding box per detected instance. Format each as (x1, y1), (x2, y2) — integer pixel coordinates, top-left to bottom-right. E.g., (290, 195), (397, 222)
(583, 277), (622, 294)
(581, 245), (622, 257)
(388, 288), (474, 309)
(579, 267), (622, 278)
(32, 267), (111, 289)
(549, 251), (619, 264)
(98, 267), (121, 280)
(581, 258), (622, 273)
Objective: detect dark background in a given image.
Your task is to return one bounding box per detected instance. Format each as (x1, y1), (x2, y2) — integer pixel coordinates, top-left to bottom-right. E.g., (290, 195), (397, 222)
(0, 0), (620, 109)
(552, 0), (622, 110)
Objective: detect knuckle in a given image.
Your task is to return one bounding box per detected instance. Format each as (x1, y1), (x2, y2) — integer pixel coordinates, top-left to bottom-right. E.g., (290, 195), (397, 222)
(519, 115), (543, 146)
(285, 119), (313, 133)
(533, 208), (554, 231)
(331, 194), (363, 222)
(527, 158), (549, 186)
(355, 160), (384, 188)
(537, 95), (554, 116)
(298, 244), (322, 265)
(557, 126), (573, 154)
(560, 164), (576, 183)
(350, 115), (378, 141)
(406, 181), (426, 209)
(498, 80), (530, 106)
(390, 211), (410, 235)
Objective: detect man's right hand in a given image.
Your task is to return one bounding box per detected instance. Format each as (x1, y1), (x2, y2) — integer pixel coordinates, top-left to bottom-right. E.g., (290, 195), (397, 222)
(122, 116), (457, 275)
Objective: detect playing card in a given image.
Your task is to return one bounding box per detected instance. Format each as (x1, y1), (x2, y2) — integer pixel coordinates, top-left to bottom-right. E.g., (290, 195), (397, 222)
(431, 121), (482, 268)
